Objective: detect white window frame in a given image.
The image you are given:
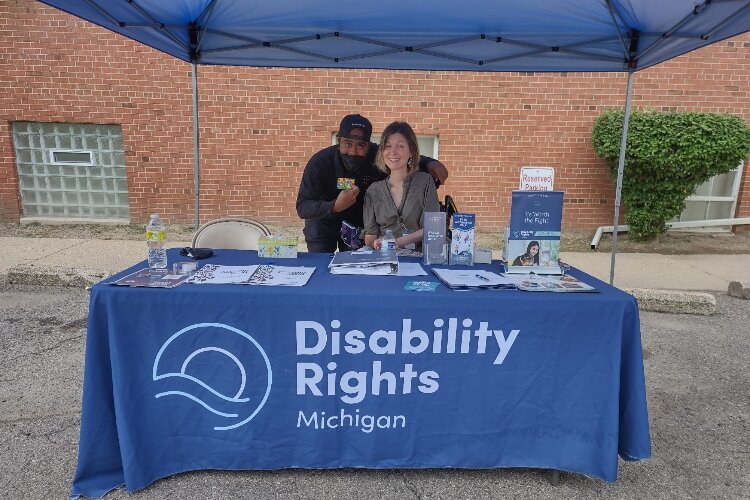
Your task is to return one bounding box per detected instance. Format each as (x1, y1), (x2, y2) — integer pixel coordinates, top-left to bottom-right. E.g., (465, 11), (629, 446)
(49, 149), (94, 166)
(672, 160), (744, 232)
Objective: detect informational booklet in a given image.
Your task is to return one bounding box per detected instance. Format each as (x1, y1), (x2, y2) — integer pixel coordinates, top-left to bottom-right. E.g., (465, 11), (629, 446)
(328, 249), (398, 276)
(514, 274), (597, 292)
(187, 264), (314, 286)
(505, 191), (564, 274)
(422, 211), (448, 265)
(431, 268), (516, 290)
(112, 268), (191, 288)
(449, 213), (475, 266)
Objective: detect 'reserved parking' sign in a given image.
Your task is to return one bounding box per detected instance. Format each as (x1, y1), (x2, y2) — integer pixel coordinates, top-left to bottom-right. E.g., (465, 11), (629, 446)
(520, 166), (554, 191)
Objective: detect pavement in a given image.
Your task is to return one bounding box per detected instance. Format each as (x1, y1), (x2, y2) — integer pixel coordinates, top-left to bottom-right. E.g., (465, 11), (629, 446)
(2, 236), (750, 313)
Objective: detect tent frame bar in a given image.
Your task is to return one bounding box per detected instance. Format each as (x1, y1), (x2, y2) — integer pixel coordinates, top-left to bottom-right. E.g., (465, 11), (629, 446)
(191, 63), (200, 230)
(610, 71), (635, 285)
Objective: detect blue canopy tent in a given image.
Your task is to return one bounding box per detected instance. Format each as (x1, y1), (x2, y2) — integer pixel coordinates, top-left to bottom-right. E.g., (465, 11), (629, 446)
(39, 0), (750, 283)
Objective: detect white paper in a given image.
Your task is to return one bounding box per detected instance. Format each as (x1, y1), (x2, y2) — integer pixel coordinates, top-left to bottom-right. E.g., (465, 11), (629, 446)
(188, 264), (315, 286)
(188, 265), (259, 284)
(330, 263), (397, 276)
(397, 262), (428, 276)
(243, 265), (315, 286)
(432, 268), (515, 288)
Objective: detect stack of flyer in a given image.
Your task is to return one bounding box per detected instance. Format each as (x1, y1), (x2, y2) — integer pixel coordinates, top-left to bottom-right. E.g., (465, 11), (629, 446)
(328, 249), (398, 276)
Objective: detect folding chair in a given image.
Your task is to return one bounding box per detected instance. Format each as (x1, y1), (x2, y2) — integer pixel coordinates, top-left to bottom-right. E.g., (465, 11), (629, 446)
(192, 218), (271, 250)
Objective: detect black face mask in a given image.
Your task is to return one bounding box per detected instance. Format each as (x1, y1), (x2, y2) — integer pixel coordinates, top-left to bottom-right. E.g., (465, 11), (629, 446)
(340, 153), (369, 175)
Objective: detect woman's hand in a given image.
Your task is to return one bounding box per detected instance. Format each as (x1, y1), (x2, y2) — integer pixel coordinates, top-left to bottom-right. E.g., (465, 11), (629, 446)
(372, 238), (382, 251)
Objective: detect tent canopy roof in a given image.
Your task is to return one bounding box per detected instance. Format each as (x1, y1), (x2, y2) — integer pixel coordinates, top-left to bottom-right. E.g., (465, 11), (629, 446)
(41, 0), (750, 72)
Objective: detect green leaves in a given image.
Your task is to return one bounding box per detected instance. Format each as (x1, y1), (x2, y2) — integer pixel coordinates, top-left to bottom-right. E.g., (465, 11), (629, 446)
(592, 110), (750, 240)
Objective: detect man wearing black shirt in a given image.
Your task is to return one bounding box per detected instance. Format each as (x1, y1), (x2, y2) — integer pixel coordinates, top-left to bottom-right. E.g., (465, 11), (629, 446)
(296, 114), (448, 252)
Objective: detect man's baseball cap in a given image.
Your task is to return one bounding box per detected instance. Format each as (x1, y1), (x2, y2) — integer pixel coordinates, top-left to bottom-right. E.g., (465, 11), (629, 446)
(337, 114), (372, 142)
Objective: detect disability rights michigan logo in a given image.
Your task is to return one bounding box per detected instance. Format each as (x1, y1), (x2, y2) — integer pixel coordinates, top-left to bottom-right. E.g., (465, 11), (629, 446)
(152, 323), (272, 431)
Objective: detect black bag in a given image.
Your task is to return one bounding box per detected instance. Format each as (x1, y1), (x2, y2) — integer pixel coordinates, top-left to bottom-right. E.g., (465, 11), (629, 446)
(180, 247), (214, 260)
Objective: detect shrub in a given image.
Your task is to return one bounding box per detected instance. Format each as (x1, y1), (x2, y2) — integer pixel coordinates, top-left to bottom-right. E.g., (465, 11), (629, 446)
(592, 110), (750, 240)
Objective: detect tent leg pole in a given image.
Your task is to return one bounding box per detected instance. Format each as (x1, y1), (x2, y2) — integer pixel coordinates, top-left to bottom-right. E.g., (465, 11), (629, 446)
(610, 71), (635, 286)
(191, 61), (201, 230)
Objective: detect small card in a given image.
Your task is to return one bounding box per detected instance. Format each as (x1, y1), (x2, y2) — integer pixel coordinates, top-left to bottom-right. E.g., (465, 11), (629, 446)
(337, 177), (355, 190)
(404, 280), (439, 292)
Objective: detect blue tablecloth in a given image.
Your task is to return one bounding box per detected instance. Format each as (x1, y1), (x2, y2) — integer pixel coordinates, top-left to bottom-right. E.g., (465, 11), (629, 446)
(71, 250), (650, 498)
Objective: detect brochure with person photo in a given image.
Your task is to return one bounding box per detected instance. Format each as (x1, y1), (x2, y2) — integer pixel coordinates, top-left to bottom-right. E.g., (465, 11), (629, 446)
(505, 190), (564, 274)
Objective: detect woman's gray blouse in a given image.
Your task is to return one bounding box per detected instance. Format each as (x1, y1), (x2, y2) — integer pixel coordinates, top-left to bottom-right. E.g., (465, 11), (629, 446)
(363, 171), (440, 244)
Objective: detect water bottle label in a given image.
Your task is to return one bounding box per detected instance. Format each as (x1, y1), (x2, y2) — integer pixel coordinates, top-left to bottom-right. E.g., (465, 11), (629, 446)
(146, 230), (165, 241)
(385, 240), (395, 251)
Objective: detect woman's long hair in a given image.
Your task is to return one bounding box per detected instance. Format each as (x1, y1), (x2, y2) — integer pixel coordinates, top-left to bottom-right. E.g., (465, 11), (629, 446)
(375, 121), (420, 176)
(526, 240), (540, 264)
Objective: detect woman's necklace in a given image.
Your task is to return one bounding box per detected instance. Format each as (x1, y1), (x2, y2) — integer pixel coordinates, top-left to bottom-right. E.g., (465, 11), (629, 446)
(387, 175), (412, 222)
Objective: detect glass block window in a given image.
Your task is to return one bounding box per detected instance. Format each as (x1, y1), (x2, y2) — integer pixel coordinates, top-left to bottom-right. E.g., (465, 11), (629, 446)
(12, 122), (129, 219)
(670, 161), (744, 232)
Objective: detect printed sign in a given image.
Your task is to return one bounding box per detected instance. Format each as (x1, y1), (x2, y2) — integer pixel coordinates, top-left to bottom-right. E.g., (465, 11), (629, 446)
(519, 167), (554, 191)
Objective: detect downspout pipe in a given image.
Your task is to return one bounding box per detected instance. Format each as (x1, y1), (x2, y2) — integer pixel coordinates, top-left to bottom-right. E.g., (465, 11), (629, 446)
(591, 218), (750, 250)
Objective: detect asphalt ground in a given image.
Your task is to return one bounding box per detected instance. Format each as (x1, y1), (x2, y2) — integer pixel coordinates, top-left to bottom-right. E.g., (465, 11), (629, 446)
(1, 284), (748, 499)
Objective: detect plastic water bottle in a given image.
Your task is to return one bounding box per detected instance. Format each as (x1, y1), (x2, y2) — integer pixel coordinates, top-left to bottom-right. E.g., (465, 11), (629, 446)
(381, 229), (396, 255)
(146, 214), (167, 269)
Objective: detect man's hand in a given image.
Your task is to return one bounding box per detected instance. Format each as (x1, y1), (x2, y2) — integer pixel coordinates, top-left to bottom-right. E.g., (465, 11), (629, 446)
(425, 160), (448, 185)
(331, 186), (360, 213)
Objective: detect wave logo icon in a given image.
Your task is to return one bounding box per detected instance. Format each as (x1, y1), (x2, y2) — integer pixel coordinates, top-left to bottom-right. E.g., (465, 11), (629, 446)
(152, 323), (272, 431)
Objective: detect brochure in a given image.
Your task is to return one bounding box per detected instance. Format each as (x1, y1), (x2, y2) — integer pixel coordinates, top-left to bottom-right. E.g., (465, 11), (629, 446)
(505, 191), (564, 274)
(243, 265), (315, 286)
(187, 264), (314, 286)
(188, 265), (259, 284)
(422, 211), (447, 265)
(404, 280), (440, 292)
(111, 268), (191, 288)
(514, 274), (597, 292)
(449, 213), (475, 266)
(431, 268), (516, 290)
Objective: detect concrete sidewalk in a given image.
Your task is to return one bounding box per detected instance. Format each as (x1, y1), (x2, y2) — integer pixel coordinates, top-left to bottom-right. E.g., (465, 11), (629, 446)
(2, 236), (749, 312)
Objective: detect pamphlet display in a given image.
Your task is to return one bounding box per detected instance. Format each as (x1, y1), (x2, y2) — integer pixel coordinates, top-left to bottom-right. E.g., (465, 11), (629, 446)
(449, 213), (475, 266)
(505, 191), (564, 274)
(422, 212), (447, 265)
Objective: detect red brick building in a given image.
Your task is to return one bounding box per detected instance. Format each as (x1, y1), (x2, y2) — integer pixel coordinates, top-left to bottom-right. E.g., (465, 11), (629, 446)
(2, 1), (749, 232)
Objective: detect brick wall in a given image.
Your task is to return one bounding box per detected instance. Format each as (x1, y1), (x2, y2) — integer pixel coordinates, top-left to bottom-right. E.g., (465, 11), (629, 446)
(2, 0), (749, 232)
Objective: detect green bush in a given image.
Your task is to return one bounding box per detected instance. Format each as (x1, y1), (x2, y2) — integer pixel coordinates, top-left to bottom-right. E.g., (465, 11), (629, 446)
(592, 110), (750, 240)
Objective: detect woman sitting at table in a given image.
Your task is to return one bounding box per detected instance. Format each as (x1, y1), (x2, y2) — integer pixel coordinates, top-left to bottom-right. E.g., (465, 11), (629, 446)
(363, 121), (440, 252)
